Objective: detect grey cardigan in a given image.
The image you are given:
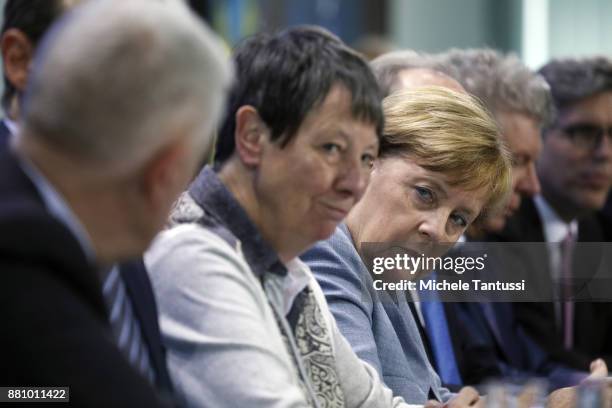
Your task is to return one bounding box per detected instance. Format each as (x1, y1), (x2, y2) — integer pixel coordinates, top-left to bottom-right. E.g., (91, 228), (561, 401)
(145, 168), (418, 408)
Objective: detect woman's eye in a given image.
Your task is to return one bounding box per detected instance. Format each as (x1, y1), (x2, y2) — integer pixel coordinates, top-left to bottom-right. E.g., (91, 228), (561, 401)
(322, 143), (341, 154)
(450, 213), (468, 228)
(415, 186), (434, 204)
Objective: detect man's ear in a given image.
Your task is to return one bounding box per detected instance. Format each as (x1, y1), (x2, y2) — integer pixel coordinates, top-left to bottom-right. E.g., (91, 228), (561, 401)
(140, 139), (190, 213)
(234, 106), (268, 167)
(1, 29), (34, 93)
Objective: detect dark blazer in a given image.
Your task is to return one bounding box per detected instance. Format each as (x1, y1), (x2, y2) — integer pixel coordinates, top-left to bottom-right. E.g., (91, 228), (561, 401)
(493, 197), (612, 370)
(600, 193), (612, 241)
(446, 299), (586, 390)
(0, 149), (174, 407)
(0, 120), (10, 148)
(437, 238), (586, 391)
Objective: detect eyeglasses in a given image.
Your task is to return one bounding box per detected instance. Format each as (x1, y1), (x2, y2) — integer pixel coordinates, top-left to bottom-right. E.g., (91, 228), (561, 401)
(558, 123), (612, 151)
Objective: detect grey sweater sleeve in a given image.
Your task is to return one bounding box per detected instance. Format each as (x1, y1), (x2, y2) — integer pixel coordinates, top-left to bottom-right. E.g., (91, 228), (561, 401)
(145, 225), (311, 408)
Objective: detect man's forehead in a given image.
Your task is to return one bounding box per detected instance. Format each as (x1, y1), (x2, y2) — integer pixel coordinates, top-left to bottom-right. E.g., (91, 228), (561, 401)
(396, 68), (465, 94)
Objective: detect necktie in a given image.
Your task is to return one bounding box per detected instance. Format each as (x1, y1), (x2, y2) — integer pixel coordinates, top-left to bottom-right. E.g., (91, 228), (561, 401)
(102, 267), (155, 383)
(560, 230), (576, 349)
(419, 276), (463, 386)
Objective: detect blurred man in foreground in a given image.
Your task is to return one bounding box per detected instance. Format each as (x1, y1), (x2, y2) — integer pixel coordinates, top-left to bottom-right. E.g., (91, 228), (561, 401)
(0, 0), (231, 405)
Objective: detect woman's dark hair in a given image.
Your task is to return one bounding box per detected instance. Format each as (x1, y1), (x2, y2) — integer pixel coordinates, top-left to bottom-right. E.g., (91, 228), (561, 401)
(214, 25), (383, 166)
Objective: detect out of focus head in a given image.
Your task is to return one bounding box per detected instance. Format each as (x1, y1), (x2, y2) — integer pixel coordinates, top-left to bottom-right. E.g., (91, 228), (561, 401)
(351, 34), (396, 61)
(392, 68), (464, 94)
(1, 0), (83, 119)
(537, 57), (612, 220)
(371, 50), (462, 97)
(441, 48), (552, 231)
(18, 0), (232, 261)
(347, 86), (512, 255)
(215, 26), (382, 261)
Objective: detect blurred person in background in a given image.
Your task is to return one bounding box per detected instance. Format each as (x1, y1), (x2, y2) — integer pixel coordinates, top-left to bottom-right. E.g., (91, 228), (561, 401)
(0, 0), (84, 147)
(371, 50), (462, 98)
(302, 86), (511, 406)
(502, 56), (612, 373)
(0, 0), (231, 405)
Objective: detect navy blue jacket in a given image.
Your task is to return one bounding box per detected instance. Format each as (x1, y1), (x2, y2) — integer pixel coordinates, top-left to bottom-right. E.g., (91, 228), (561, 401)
(496, 197), (612, 371)
(0, 120), (10, 148)
(0, 148), (174, 407)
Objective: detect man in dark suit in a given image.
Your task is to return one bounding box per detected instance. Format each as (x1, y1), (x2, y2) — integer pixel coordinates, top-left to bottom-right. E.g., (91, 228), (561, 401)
(0, 0), (184, 399)
(0, 0), (231, 405)
(0, 119), (8, 146)
(600, 192), (612, 242)
(498, 57), (612, 371)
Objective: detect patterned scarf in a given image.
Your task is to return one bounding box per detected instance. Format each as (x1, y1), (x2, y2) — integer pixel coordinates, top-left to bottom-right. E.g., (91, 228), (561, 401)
(275, 286), (345, 407)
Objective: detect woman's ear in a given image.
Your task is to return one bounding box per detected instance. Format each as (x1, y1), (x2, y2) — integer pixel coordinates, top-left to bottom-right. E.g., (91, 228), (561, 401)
(1, 29), (34, 93)
(234, 106), (268, 167)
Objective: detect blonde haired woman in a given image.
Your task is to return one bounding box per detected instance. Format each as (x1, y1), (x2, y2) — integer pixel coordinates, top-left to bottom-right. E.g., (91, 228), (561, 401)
(302, 86), (512, 406)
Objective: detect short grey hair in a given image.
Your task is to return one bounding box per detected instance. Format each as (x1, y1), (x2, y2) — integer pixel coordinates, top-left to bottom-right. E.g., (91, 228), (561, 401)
(370, 50), (460, 97)
(438, 48), (552, 127)
(538, 56), (612, 124)
(22, 0), (232, 173)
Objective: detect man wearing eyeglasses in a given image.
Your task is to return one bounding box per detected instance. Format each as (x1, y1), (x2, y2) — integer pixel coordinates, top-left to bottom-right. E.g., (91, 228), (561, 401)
(498, 56), (612, 373)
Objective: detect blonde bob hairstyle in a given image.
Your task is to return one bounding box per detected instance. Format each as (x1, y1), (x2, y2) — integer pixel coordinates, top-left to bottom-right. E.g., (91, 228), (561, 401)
(380, 86), (512, 219)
